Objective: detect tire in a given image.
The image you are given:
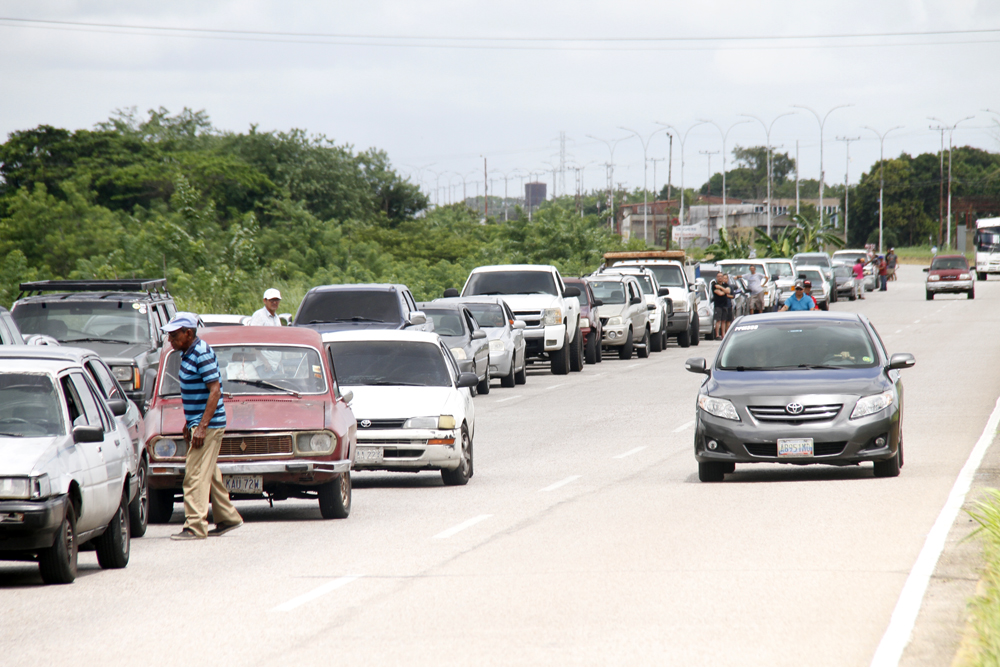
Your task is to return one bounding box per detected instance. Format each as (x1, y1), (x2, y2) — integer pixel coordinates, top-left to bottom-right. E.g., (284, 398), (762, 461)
(690, 314), (700, 347)
(819, 301), (828, 311)
(569, 329), (584, 372)
(318, 472), (351, 519)
(595, 338), (603, 363)
(500, 359), (516, 388)
(849, 291), (856, 301)
(585, 333), (598, 364)
(148, 488), (174, 524)
(660, 329), (668, 350)
(651, 320), (664, 352)
(925, 291), (933, 301)
(128, 458), (149, 538)
(441, 427), (473, 486)
(637, 328), (650, 359)
(968, 289), (975, 300)
(722, 462), (736, 474)
(95, 492), (130, 570)
(698, 462), (726, 482)
(676, 325), (691, 348)
(550, 339), (570, 375)
(978, 271), (987, 282)
(618, 329), (634, 360)
(477, 366), (490, 395)
(514, 357), (527, 385)
(39, 502), (78, 584)
(873, 448), (901, 478)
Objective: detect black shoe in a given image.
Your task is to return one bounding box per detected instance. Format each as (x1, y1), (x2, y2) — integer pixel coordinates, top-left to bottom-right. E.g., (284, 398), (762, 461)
(208, 521), (243, 537)
(170, 528), (204, 541)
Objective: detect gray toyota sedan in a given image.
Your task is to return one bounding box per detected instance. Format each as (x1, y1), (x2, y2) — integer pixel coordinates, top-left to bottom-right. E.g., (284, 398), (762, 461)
(685, 312), (914, 482)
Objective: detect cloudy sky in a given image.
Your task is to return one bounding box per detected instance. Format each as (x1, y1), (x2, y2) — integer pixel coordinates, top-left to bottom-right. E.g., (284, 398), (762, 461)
(2, 1), (998, 203)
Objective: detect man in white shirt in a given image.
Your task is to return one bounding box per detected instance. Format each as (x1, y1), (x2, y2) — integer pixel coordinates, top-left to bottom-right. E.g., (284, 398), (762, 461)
(249, 288), (282, 327)
(741, 265), (767, 314)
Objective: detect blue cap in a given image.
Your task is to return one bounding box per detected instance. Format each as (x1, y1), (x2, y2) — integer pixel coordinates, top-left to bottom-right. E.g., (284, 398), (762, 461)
(161, 312), (199, 333)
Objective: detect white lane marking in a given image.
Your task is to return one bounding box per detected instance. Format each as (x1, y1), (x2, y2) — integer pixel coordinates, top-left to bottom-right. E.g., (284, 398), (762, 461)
(624, 363), (642, 369)
(870, 394), (1000, 667)
(539, 475), (581, 492)
(612, 446), (647, 459)
(497, 395), (522, 403)
(545, 383), (565, 390)
(271, 576), (361, 612)
(673, 419), (696, 433)
(433, 514), (492, 539)
(589, 373), (605, 378)
(913, 319), (921, 323)
(895, 330), (902, 334)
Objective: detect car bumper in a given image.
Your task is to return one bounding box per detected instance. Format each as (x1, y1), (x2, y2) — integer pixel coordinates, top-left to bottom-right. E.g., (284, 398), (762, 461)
(0, 495), (68, 552)
(148, 459), (352, 488)
(488, 349), (514, 376)
(522, 324), (566, 355)
(602, 324), (630, 346)
(927, 280), (973, 293)
(353, 429), (462, 471)
(666, 311), (689, 333)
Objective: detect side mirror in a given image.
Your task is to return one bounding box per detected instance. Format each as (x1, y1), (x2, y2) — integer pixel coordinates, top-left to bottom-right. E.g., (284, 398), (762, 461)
(658, 287), (670, 297)
(457, 372), (479, 388)
(629, 295), (642, 305)
(407, 311), (427, 326)
(341, 389), (354, 404)
(512, 320), (526, 330)
(646, 303), (656, 311)
(887, 352), (915, 370)
(106, 398), (128, 417)
(922, 267), (929, 273)
(563, 286), (581, 298)
(593, 298), (604, 307)
(278, 313), (292, 326)
(685, 357), (709, 375)
(472, 330), (487, 340)
(73, 425), (105, 443)
(443, 288), (460, 298)
(457, 359), (475, 374)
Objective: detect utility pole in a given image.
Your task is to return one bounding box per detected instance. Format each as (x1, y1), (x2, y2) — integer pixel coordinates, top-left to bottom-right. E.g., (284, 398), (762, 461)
(655, 122), (706, 230)
(482, 156), (488, 217)
(699, 150), (719, 196)
(741, 113), (794, 236)
(835, 135), (860, 242)
(795, 140), (800, 214)
(863, 126), (903, 254)
(587, 134), (630, 233)
(929, 116), (974, 250)
(619, 125), (669, 245)
(667, 134), (673, 201)
(701, 119), (749, 240)
(793, 104), (852, 228)
(559, 131), (567, 198)
(649, 157), (665, 201)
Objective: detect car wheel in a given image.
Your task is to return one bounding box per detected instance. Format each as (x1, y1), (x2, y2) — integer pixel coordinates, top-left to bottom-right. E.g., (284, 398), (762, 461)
(677, 326), (691, 348)
(698, 462), (726, 482)
(500, 359), (516, 388)
(514, 355), (528, 384)
(39, 502), (78, 585)
(585, 333), (598, 364)
(819, 301), (828, 311)
(618, 328), (634, 360)
(849, 291), (856, 301)
(690, 314), (700, 347)
(551, 339), (570, 375)
(477, 366), (491, 395)
(595, 337), (603, 363)
(637, 328), (650, 359)
(569, 329), (584, 372)
(968, 289), (975, 300)
(926, 291), (933, 301)
(147, 488), (175, 524)
(650, 324), (664, 352)
(873, 448), (901, 478)
(95, 491), (131, 569)
(128, 458), (149, 538)
(978, 271), (988, 282)
(318, 473), (352, 519)
(722, 462), (736, 474)
(441, 427), (473, 486)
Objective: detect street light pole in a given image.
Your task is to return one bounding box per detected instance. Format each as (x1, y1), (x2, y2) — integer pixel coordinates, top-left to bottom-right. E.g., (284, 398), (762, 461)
(618, 126), (668, 245)
(929, 116), (974, 250)
(862, 126), (903, 254)
(586, 134), (630, 234)
(655, 122), (706, 240)
(793, 104), (852, 227)
(835, 135), (860, 242)
(740, 113), (794, 236)
(701, 119), (751, 241)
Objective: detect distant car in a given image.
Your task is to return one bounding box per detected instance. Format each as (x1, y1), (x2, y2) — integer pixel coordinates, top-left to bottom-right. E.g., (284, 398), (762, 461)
(763, 259), (798, 306)
(323, 330), (478, 486)
(292, 283), (430, 335)
(715, 259), (779, 312)
(925, 254), (974, 300)
(695, 279), (715, 341)
(795, 265), (832, 310)
(419, 302), (491, 395)
(145, 327), (357, 521)
(201, 314), (251, 327)
(598, 266), (673, 352)
(588, 274), (652, 360)
(793, 253), (837, 303)
(0, 348), (136, 583)
(685, 311), (915, 482)
(610, 259), (699, 348)
(832, 263), (862, 301)
(563, 277), (604, 364)
(434, 296), (528, 388)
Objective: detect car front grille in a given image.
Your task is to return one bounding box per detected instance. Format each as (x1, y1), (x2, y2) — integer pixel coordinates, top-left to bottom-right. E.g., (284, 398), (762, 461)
(514, 311), (542, 328)
(600, 317), (609, 326)
(747, 404), (842, 422)
(358, 439), (428, 446)
(744, 441), (847, 457)
(220, 434), (293, 457)
(358, 418), (406, 429)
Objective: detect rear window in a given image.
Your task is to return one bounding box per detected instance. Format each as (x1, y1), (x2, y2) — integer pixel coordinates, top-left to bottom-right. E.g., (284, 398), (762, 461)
(295, 290), (399, 325)
(327, 341), (452, 387)
(464, 304), (507, 328)
(423, 309), (468, 336)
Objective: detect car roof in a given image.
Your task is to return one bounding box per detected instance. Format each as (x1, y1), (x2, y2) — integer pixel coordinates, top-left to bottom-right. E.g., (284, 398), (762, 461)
(15, 292), (163, 304)
(432, 296), (507, 306)
(304, 283), (407, 294)
(588, 273), (632, 282)
(0, 345), (98, 364)
(321, 330), (443, 345)
(201, 327), (324, 346)
(738, 311), (863, 325)
(932, 254), (967, 260)
(613, 259), (682, 267)
(418, 301), (470, 312)
(468, 264), (556, 273)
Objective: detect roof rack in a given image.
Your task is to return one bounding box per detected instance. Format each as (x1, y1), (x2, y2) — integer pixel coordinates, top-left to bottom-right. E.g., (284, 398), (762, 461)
(18, 279), (169, 300)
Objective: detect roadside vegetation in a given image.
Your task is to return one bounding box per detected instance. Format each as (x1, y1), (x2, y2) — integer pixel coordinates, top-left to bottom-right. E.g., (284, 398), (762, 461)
(966, 489), (1000, 666)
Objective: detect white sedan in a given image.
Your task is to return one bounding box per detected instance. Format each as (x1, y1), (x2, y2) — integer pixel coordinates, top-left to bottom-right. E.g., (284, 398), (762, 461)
(322, 330), (479, 485)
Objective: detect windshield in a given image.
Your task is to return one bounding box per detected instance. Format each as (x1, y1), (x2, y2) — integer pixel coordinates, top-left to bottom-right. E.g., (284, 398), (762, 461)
(12, 301), (150, 344)
(719, 263), (764, 277)
(976, 226), (1000, 251)
(465, 304), (507, 328)
(795, 254), (831, 268)
(464, 271), (558, 296)
(834, 251), (867, 264)
(295, 290), (399, 325)
(565, 284), (589, 305)
(0, 373), (64, 437)
(931, 257), (968, 270)
(635, 276), (655, 294)
(765, 262), (795, 278)
(589, 280), (626, 305)
(160, 345), (328, 395)
(834, 265), (854, 277)
(718, 321), (877, 370)
(327, 341), (452, 387)
(798, 269), (824, 284)
(640, 265), (685, 288)
(423, 309), (468, 336)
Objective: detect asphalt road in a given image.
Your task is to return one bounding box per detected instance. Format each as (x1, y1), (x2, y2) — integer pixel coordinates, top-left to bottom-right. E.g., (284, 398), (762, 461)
(3, 265), (998, 666)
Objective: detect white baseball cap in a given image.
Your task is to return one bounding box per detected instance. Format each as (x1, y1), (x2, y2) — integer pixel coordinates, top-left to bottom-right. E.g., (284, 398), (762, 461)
(263, 288), (282, 300)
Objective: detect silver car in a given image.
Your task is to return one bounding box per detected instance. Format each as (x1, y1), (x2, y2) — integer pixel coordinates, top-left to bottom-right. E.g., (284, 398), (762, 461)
(435, 297), (527, 388)
(695, 279), (715, 341)
(419, 302), (491, 395)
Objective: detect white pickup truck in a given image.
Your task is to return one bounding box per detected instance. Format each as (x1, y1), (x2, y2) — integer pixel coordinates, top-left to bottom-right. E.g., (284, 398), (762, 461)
(461, 264), (583, 374)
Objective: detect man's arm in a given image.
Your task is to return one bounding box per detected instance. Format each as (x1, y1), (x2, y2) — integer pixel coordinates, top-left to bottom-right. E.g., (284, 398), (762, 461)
(190, 380), (222, 449)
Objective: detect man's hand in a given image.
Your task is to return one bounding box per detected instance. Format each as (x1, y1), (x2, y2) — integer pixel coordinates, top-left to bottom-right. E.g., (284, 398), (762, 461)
(191, 423), (207, 449)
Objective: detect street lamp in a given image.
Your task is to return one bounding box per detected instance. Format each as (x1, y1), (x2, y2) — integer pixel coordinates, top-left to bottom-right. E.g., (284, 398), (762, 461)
(618, 126), (669, 245)
(700, 119), (751, 240)
(740, 113), (794, 236)
(928, 115), (975, 250)
(586, 134), (630, 232)
(490, 168), (526, 222)
(654, 122), (706, 240)
(792, 104), (852, 227)
(862, 125), (903, 254)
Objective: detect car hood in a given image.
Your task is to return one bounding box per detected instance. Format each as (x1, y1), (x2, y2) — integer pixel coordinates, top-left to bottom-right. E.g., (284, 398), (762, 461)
(929, 269), (967, 278)
(0, 436), (61, 475)
(707, 367), (888, 400)
(597, 302), (627, 318)
(158, 396), (328, 434)
(62, 340), (150, 361)
(497, 293), (561, 312)
(664, 286), (689, 305)
(343, 385), (454, 420)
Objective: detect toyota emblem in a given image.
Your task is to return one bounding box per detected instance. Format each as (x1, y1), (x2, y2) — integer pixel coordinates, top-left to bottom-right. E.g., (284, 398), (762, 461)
(785, 403), (804, 415)
(360, 419), (371, 428)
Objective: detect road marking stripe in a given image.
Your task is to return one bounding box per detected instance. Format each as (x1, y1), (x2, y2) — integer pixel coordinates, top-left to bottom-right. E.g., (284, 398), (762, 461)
(271, 576), (361, 612)
(895, 330), (902, 334)
(433, 514), (492, 539)
(612, 446), (647, 459)
(913, 319), (920, 323)
(497, 395), (522, 402)
(539, 475), (581, 492)
(545, 383), (565, 390)
(870, 394), (1000, 667)
(673, 419), (696, 433)
(624, 363), (642, 369)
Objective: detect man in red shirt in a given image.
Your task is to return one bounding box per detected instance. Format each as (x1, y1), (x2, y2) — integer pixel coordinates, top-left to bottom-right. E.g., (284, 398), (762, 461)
(852, 258), (866, 300)
(878, 255), (888, 291)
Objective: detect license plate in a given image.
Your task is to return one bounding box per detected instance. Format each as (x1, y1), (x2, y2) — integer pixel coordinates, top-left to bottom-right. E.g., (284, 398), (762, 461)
(777, 438), (814, 457)
(224, 475), (262, 494)
(355, 446), (383, 464)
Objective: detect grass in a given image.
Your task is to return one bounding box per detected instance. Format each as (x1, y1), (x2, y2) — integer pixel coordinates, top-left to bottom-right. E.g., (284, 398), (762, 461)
(964, 488), (1000, 666)
(893, 245), (975, 265)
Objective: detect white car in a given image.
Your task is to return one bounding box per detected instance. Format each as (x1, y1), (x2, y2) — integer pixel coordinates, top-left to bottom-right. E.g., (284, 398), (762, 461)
(715, 259), (778, 312)
(598, 266), (672, 352)
(762, 258), (798, 306)
(695, 279), (715, 340)
(323, 330), (478, 485)
(587, 274), (653, 360)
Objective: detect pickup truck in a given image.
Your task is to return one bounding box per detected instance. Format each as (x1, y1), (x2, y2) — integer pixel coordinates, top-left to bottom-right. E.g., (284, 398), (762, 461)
(461, 264), (583, 375)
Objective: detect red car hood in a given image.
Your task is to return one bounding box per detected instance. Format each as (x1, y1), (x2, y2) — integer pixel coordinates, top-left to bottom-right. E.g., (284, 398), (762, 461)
(159, 396), (329, 434)
(930, 268), (966, 278)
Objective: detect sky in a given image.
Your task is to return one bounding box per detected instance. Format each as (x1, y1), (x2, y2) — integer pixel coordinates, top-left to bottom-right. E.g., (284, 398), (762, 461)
(1, 1), (999, 205)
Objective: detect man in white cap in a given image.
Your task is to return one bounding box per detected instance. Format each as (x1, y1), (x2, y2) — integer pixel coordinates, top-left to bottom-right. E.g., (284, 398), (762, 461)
(249, 288), (283, 327)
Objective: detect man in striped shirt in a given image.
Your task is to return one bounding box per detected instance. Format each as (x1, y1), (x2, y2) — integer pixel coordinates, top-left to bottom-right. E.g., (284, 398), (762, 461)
(162, 313), (243, 540)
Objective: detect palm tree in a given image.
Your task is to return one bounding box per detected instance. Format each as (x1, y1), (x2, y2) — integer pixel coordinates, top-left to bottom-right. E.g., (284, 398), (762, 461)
(706, 227), (753, 260)
(790, 213), (845, 252)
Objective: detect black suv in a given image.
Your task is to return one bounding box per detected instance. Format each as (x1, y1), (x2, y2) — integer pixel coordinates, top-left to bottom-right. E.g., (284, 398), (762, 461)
(293, 284), (432, 334)
(12, 280), (177, 412)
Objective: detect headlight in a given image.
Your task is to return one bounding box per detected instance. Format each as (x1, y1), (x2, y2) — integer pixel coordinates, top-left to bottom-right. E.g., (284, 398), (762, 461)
(111, 365), (133, 382)
(438, 415), (456, 429)
(607, 316), (623, 326)
(850, 390), (894, 419)
(928, 275), (940, 282)
(673, 298), (689, 312)
(542, 308), (562, 326)
(959, 273), (971, 280)
(296, 432), (334, 454)
(0, 474), (50, 500)
(698, 395), (741, 421)
(579, 317), (590, 329)
(152, 438), (186, 458)
(450, 347), (467, 360)
(844, 279), (854, 287)
(403, 416), (457, 429)
(489, 339), (506, 353)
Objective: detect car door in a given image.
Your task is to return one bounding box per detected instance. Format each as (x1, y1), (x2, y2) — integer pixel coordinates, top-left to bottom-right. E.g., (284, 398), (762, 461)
(81, 373), (128, 504)
(504, 302), (525, 369)
(626, 280), (644, 341)
(442, 341), (475, 421)
(463, 309), (490, 379)
(61, 373), (112, 530)
(86, 358), (143, 467)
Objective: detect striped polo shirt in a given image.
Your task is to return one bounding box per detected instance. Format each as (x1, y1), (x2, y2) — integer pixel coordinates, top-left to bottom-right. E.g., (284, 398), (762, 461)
(179, 338), (227, 429)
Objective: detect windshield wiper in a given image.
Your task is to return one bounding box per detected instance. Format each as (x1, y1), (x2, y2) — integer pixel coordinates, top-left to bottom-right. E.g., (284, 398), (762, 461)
(369, 381), (427, 386)
(0, 431), (25, 437)
(796, 364), (841, 370)
(329, 317), (385, 323)
(516, 291), (551, 295)
(226, 378), (299, 397)
(63, 337), (132, 344)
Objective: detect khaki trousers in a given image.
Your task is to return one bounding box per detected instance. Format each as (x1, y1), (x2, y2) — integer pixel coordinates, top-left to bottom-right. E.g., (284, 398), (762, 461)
(183, 428), (241, 537)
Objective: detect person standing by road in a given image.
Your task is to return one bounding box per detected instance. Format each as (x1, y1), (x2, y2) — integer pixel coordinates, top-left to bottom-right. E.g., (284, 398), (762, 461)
(741, 264), (767, 314)
(163, 313), (243, 541)
(852, 258), (866, 300)
(878, 255), (889, 291)
(780, 281), (817, 311)
(886, 248), (898, 281)
(249, 288), (283, 326)
(712, 274), (733, 340)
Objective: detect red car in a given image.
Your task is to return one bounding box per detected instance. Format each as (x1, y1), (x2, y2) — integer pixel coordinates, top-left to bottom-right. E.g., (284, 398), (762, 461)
(925, 254), (974, 300)
(144, 327), (357, 521)
(562, 277), (604, 364)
